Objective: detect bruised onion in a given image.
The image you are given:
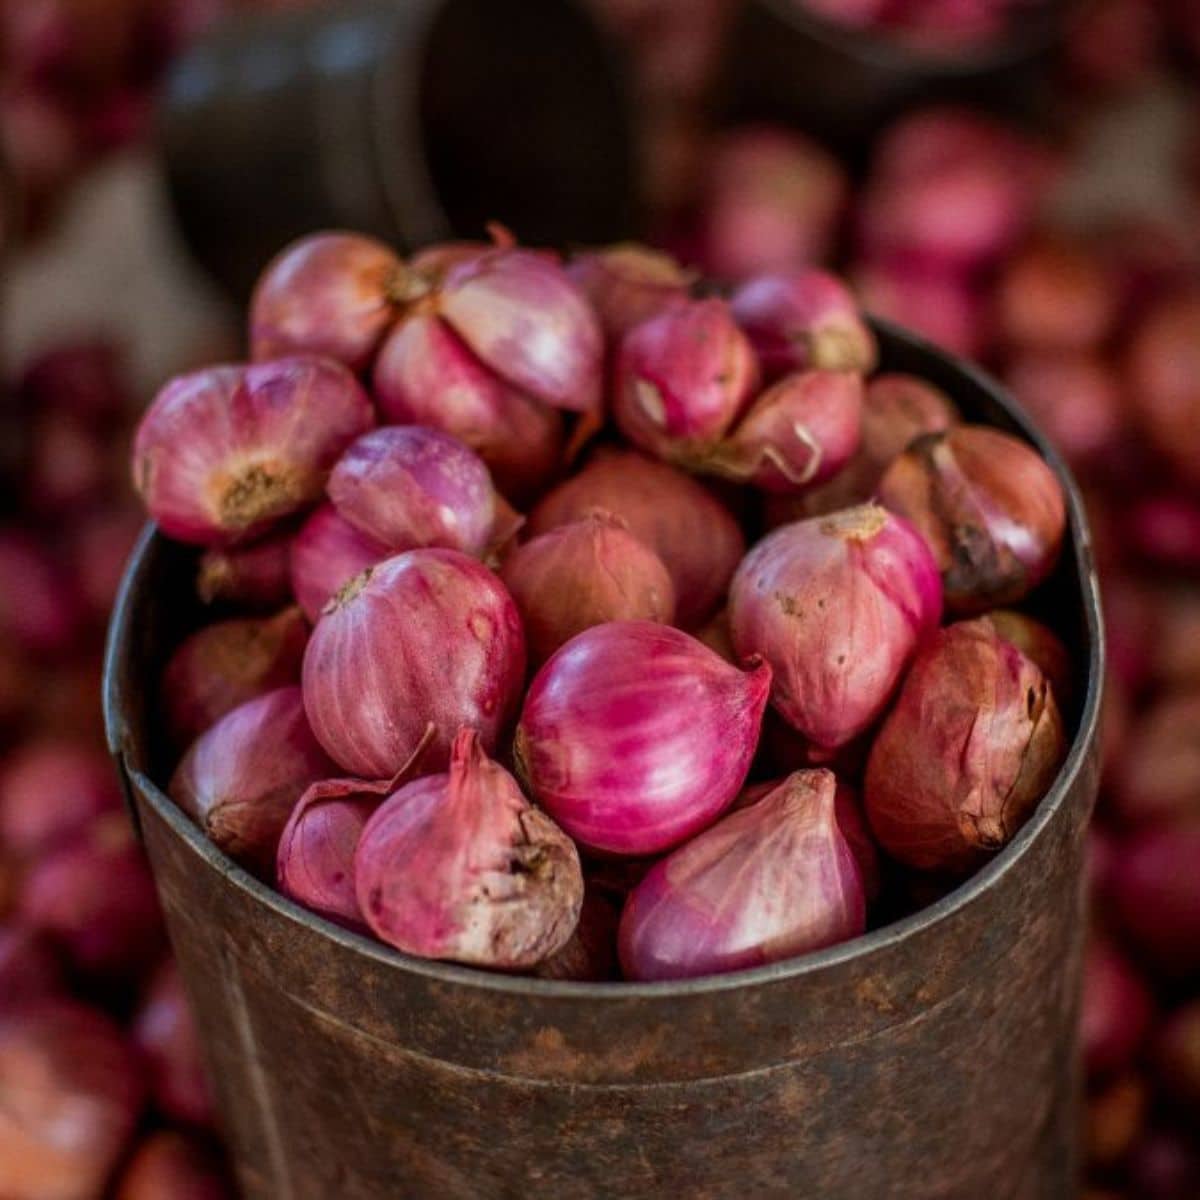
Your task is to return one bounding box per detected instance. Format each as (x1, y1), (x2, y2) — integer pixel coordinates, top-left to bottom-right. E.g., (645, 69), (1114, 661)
(355, 729), (582, 968)
(169, 687), (337, 875)
(501, 511), (675, 665)
(567, 242), (693, 337)
(289, 503), (389, 623)
(730, 504), (942, 750)
(162, 607), (308, 746)
(115, 1131), (232, 1200)
(864, 618), (1066, 874)
(131, 358), (374, 545)
(528, 449), (744, 627)
(618, 769), (866, 981)
(196, 528), (293, 609)
(1082, 935), (1154, 1081)
(515, 621), (770, 855)
(877, 424), (1067, 613)
(302, 549), (526, 778)
(532, 890), (620, 982)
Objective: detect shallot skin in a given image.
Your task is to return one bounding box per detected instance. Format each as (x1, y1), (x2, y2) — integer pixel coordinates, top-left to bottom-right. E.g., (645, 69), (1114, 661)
(566, 242), (693, 338)
(619, 770), (866, 981)
(196, 528), (294, 609)
(289, 503), (389, 624)
(515, 621), (771, 856)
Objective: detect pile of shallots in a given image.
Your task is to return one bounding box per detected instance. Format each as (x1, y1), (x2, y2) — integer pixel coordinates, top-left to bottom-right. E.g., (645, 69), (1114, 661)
(132, 228), (1073, 983)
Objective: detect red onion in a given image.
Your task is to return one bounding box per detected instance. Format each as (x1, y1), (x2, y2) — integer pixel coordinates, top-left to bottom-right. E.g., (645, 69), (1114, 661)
(372, 313), (564, 504)
(0, 529), (81, 656)
(501, 511), (675, 666)
(567, 242), (693, 338)
(1086, 1074), (1148, 1172)
(132, 962), (213, 1127)
(730, 269), (877, 379)
(302, 549), (526, 778)
(131, 358), (375, 545)
(981, 609), (1074, 710)
(115, 1131), (233, 1200)
(289, 503), (389, 623)
(730, 504), (942, 750)
(356, 729), (582, 968)
(528, 449), (745, 627)
(196, 528), (294, 609)
(0, 998), (145, 1200)
(532, 890), (620, 982)
(0, 927), (63, 1010)
(1154, 1000), (1200, 1114)
(515, 621), (770, 855)
(162, 606), (308, 746)
(276, 776), (393, 929)
(1110, 692), (1200, 826)
(1082, 935), (1154, 1082)
(618, 769), (866, 981)
(169, 687), (337, 875)
(864, 618), (1066, 874)
(1126, 1128), (1200, 1200)
(614, 298), (760, 465)
(877, 425), (1067, 613)
(0, 739), (122, 858)
(249, 231), (408, 371)
(327, 426), (498, 557)
(18, 813), (163, 982)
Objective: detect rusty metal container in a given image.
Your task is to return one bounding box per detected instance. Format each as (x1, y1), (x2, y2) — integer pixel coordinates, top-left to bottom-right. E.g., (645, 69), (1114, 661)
(105, 321), (1103, 1200)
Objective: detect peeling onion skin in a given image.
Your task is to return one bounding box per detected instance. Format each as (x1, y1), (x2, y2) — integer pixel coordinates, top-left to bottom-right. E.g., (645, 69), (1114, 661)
(730, 504), (943, 751)
(169, 687), (338, 877)
(515, 621), (771, 856)
(864, 618), (1066, 875)
(566, 243), (694, 339)
(301, 549), (526, 779)
(355, 729), (582, 968)
(290, 503), (389, 624)
(877, 424), (1067, 614)
(132, 358), (375, 546)
(619, 769), (866, 981)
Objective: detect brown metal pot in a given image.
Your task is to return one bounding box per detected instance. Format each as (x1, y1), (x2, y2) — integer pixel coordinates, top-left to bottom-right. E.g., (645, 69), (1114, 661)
(104, 321), (1103, 1200)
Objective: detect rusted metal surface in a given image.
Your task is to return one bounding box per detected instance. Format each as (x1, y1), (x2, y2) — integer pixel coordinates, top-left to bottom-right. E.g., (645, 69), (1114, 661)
(105, 322), (1103, 1199)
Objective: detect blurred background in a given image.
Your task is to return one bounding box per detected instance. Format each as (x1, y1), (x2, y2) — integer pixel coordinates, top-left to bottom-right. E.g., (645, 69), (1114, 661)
(0, 1), (1198, 1197)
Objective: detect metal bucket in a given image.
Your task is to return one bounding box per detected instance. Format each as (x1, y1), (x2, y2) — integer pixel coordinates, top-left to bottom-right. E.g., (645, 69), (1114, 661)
(104, 321), (1103, 1199)
(160, 0), (636, 300)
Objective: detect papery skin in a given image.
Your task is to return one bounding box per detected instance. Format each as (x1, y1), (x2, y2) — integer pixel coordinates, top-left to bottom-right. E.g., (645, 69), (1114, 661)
(355, 729), (582, 968)
(731, 269), (878, 379)
(249, 231), (406, 372)
(290, 503), (389, 623)
(131, 358), (375, 546)
(197, 527), (294, 609)
(982, 609), (1074, 710)
(515, 621), (771, 856)
(302, 549), (526, 779)
(327, 426), (496, 557)
(162, 606), (309, 746)
(618, 770), (866, 981)
(566, 242), (693, 338)
(730, 504), (943, 750)
(877, 424), (1067, 614)
(864, 618), (1066, 874)
(169, 687), (337, 876)
(373, 313), (563, 504)
(114, 1131), (232, 1200)
(532, 890), (620, 981)
(613, 299), (760, 464)
(501, 511), (675, 665)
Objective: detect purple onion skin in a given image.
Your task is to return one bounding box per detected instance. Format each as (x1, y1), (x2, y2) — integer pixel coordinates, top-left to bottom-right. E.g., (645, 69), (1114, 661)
(290, 503), (389, 624)
(372, 313), (564, 504)
(566, 243), (693, 339)
(196, 528), (294, 609)
(515, 621), (771, 856)
(619, 769), (866, 981)
(302, 549), (526, 779)
(327, 426), (496, 557)
(730, 504), (943, 750)
(355, 729), (582, 968)
(169, 687), (338, 876)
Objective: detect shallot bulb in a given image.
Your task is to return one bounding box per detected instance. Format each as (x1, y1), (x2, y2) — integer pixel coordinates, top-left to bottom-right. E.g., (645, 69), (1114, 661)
(532, 890), (620, 982)
(302, 550), (526, 778)
(196, 528), (294, 609)
(355, 729), (582, 968)
(619, 770), (866, 981)
(515, 621), (771, 855)
(249, 232), (409, 371)
(528, 449), (744, 627)
(613, 299), (760, 465)
(501, 511), (675, 665)
(877, 425), (1067, 613)
(132, 358), (374, 545)
(169, 687), (337, 876)
(981, 609), (1074, 710)
(161, 607), (309, 746)
(864, 618), (1066, 874)
(731, 269), (877, 378)
(730, 504), (942, 750)
(115, 1131), (232, 1200)
(327, 426), (498, 557)
(566, 242), (693, 338)
(289, 503), (389, 623)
